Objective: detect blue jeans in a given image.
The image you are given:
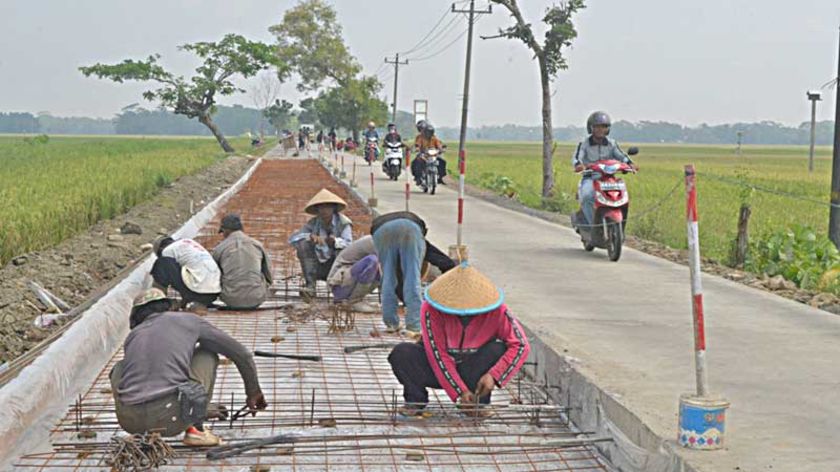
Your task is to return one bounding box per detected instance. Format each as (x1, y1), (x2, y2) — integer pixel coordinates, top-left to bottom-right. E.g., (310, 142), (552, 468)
(373, 219), (426, 331)
(578, 178), (595, 224)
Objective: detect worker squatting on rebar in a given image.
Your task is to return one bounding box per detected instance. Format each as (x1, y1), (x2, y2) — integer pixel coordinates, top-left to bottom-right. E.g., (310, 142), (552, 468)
(288, 188), (354, 301)
(388, 263), (531, 418)
(152, 214), (274, 313)
(327, 220), (457, 317)
(212, 214), (274, 310)
(109, 288), (268, 447)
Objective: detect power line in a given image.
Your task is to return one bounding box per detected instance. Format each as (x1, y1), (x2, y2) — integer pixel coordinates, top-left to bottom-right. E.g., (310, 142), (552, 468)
(399, 6), (452, 55)
(403, 14), (464, 59)
(408, 14), (486, 62)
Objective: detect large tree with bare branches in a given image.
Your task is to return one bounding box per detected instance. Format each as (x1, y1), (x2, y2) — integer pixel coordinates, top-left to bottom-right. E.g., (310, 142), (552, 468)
(488, 0), (585, 198)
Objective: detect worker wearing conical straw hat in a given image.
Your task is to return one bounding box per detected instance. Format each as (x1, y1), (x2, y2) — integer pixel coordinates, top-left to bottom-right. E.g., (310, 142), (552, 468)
(388, 263), (530, 417)
(288, 188), (353, 300)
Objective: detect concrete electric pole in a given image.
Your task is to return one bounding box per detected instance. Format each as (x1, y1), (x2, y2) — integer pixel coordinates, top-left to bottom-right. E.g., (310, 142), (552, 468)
(828, 28), (840, 247)
(384, 54), (408, 124)
(451, 0), (492, 252)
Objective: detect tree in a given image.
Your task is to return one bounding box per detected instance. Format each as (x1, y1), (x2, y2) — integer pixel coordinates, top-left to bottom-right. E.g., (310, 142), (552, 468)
(251, 71), (281, 136)
(269, 0), (361, 91)
(489, 0), (585, 198)
(264, 99), (296, 134)
(313, 76), (388, 142)
(80, 34), (278, 152)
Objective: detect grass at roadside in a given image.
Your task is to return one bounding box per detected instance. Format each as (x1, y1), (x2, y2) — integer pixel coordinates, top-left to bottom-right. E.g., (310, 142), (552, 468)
(0, 135), (262, 266)
(464, 141), (834, 264)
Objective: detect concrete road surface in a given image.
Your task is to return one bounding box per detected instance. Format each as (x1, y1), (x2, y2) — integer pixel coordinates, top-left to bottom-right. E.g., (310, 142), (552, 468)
(325, 150), (840, 472)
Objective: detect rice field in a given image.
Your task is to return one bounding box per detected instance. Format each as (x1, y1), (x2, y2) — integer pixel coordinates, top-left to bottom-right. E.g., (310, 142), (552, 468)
(464, 141), (835, 263)
(0, 135), (254, 266)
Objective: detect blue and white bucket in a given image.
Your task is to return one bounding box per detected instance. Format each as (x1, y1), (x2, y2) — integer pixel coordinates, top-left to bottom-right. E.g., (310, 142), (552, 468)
(678, 394), (729, 450)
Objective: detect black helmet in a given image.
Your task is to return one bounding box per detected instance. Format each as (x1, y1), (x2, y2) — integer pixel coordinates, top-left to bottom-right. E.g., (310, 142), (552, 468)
(586, 111), (611, 134)
(387, 123), (396, 130)
(423, 124), (435, 137)
(416, 120), (427, 132)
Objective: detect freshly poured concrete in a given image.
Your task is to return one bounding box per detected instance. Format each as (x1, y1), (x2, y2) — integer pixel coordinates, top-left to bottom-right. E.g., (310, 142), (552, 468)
(339, 154), (840, 472)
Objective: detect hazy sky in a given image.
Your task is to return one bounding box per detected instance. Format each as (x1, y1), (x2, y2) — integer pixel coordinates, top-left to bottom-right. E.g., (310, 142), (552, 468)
(1, 0), (839, 127)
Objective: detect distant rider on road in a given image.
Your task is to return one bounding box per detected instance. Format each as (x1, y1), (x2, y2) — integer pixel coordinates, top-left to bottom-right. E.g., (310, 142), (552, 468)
(412, 122), (447, 186)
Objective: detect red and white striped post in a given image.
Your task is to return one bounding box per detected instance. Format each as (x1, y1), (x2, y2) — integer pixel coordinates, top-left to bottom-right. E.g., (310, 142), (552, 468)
(684, 164), (708, 396)
(447, 148), (469, 262)
(457, 149), (466, 246)
(368, 158), (377, 208)
(404, 148), (411, 211)
(679, 165), (729, 451)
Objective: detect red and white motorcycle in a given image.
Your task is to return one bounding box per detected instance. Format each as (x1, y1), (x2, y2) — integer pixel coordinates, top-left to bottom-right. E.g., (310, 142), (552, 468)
(571, 147), (639, 262)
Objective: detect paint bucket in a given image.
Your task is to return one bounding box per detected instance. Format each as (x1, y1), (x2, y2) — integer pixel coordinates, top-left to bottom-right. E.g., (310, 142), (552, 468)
(678, 394), (729, 450)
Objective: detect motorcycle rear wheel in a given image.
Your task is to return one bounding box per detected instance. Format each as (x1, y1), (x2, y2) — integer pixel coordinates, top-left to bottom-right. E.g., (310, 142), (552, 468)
(607, 221), (623, 262)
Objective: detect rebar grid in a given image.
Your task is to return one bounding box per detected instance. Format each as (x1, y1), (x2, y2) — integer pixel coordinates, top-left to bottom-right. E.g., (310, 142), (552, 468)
(14, 160), (613, 471)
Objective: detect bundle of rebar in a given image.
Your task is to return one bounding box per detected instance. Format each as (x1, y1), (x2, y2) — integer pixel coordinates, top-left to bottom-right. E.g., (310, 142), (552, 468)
(105, 432), (176, 471)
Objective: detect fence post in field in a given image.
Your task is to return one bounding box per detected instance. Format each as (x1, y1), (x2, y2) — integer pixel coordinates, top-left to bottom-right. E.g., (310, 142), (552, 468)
(733, 204), (751, 268)
(678, 165), (730, 451)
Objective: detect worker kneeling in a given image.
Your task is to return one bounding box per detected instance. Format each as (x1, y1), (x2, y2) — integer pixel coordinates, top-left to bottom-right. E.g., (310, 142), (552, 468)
(388, 263), (530, 417)
(110, 289), (267, 446)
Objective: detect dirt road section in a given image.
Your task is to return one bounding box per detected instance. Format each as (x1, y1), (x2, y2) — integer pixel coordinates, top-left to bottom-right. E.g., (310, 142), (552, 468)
(0, 156), (254, 362)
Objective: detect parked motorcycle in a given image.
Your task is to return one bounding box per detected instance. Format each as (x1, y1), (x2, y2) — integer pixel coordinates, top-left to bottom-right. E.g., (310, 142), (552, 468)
(364, 137), (379, 164)
(382, 142), (404, 180)
(420, 149), (442, 195)
(571, 147), (639, 262)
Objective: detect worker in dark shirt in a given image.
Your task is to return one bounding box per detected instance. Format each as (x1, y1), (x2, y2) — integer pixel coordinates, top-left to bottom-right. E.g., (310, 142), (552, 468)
(110, 288), (267, 447)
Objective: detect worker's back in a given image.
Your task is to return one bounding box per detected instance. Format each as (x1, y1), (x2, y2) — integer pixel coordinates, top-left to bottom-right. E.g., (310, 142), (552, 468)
(117, 311), (203, 405)
(212, 231), (270, 308)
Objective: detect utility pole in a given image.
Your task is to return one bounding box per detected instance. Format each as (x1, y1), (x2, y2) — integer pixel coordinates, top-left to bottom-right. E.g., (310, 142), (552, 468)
(807, 91), (822, 173)
(384, 54), (408, 124)
(829, 27), (840, 247)
(452, 0), (492, 252)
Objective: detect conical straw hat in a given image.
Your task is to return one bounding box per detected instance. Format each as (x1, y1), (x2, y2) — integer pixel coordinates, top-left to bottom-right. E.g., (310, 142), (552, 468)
(425, 263), (504, 316)
(304, 189), (347, 215)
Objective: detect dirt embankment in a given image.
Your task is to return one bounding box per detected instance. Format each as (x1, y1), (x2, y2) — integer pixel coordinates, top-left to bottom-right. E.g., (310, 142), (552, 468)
(0, 155), (254, 363)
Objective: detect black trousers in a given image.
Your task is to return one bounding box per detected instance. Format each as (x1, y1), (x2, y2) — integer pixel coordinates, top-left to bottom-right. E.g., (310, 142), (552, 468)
(388, 340), (505, 406)
(411, 157), (447, 183)
(150, 257), (219, 306)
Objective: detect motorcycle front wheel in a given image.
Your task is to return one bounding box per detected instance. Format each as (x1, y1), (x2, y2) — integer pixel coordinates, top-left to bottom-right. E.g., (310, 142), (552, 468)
(607, 221), (623, 262)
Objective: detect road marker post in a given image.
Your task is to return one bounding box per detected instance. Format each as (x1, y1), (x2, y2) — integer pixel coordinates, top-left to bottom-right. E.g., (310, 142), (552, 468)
(368, 159), (377, 208)
(339, 153), (347, 179)
(449, 148), (468, 261)
(679, 165), (729, 450)
(350, 158), (358, 188)
(405, 148), (411, 211)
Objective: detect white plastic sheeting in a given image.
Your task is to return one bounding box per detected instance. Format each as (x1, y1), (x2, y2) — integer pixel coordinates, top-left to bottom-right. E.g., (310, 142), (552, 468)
(0, 158), (263, 471)
(521, 325), (697, 472)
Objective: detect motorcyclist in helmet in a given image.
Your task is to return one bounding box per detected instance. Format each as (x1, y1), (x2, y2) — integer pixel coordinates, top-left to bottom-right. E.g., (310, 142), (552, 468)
(363, 121), (380, 162)
(384, 123), (402, 145)
(412, 123), (447, 186)
(572, 111), (638, 225)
